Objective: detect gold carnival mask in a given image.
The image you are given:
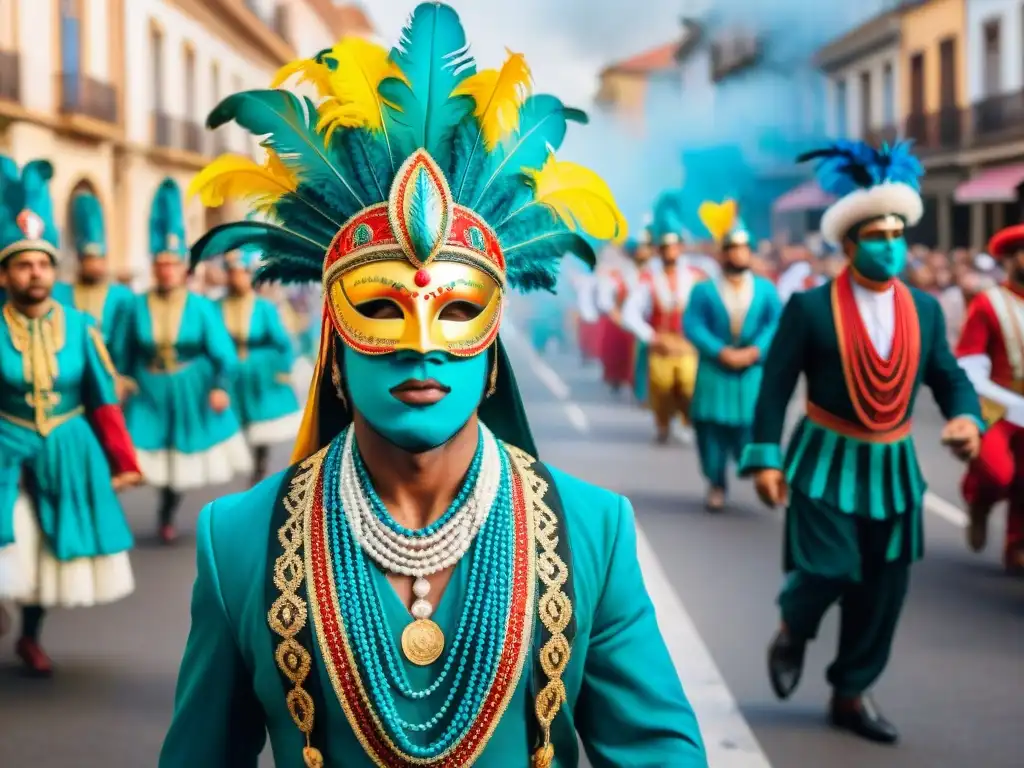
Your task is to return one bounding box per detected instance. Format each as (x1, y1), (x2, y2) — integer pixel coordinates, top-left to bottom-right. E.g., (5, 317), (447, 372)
(323, 150), (506, 357)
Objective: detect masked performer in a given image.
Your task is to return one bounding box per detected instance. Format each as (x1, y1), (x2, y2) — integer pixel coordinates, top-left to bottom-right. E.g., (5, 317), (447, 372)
(956, 225), (1024, 573)
(684, 201), (780, 511)
(122, 179), (251, 545)
(0, 158), (140, 676)
(51, 192), (135, 377)
(160, 7), (707, 767)
(622, 197), (702, 444)
(739, 141), (982, 744)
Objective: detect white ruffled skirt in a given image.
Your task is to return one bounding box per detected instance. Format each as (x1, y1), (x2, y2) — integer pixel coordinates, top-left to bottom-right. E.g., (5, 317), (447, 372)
(135, 432), (253, 492)
(0, 494), (134, 608)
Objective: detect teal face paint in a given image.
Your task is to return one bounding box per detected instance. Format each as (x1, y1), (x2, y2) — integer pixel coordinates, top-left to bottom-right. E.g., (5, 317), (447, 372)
(853, 236), (908, 282)
(343, 347), (488, 453)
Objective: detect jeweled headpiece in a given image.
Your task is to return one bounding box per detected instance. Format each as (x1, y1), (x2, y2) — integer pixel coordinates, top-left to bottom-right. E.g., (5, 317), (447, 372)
(0, 157), (59, 265)
(798, 140), (923, 245)
(189, 2), (626, 460)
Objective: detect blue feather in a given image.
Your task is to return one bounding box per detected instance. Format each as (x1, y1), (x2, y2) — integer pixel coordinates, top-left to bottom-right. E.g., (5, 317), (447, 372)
(800, 139), (923, 197)
(208, 90), (358, 222)
(652, 191), (688, 242)
(379, 2), (476, 169)
(406, 166), (444, 262)
(469, 94), (586, 209)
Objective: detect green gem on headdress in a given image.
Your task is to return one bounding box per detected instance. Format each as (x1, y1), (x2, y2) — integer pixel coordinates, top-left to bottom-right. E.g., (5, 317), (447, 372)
(466, 226), (485, 251)
(352, 222), (373, 247)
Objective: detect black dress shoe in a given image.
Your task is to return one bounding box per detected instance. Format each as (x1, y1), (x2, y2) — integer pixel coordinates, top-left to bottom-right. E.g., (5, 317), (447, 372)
(829, 695), (899, 744)
(767, 629), (805, 700)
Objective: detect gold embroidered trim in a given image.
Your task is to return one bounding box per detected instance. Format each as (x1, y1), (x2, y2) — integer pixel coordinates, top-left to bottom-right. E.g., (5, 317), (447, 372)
(505, 445), (572, 768)
(3, 301), (67, 435)
(268, 448), (328, 768)
(73, 282), (109, 324)
(0, 406), (84, 435)
(147, 289), (187, 371)
(88, 326), (118, 379)
(221, 293), (256, 360)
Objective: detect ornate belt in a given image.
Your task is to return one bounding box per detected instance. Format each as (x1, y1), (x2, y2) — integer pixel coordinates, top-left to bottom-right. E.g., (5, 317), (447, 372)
(0, 406), (85, 437)
(806, 401), (912, 444)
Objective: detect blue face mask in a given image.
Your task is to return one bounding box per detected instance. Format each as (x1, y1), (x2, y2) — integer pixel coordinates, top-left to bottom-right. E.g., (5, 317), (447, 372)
(343, 347), (489, 452)
(853, 236), (908, 282)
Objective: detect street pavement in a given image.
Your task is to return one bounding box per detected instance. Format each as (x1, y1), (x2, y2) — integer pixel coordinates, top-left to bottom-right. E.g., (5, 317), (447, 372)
(0, 336), (1022, 767)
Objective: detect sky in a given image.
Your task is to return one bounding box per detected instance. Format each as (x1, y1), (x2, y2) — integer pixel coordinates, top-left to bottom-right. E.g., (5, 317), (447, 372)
(364, 0), (687, 107)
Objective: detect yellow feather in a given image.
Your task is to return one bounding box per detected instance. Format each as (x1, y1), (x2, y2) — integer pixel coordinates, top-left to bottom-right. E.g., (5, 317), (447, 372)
(525, 156), (628, 243)
(451, 49), (532, 150)
(316, 37), (402, 140)
(187, 153), (298, 210)
(270, 59), (334, 99)
(698, 199), (738, 243)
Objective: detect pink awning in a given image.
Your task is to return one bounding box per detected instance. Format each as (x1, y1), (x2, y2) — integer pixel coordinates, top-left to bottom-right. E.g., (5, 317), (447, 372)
(954, 162), (1024, 204)
(773, 180), (836, 213)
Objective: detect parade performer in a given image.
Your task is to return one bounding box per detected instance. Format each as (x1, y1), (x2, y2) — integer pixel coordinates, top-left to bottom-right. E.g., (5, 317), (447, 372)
(684, 201), (780, 511)
(956, 225), (1024, 573)
(574, 256), (602, 362)
(594, 240), (641, 393)
(627, 228), (656, 406)
(0, 158), (140, 676)
(219, 245), (302, 484)
(51, 192), (135, 375)
(740, 141), (982, 744)
(622, 196), (703, 443)
(121, 179), (251, 545)
(160, 7), (707, 766)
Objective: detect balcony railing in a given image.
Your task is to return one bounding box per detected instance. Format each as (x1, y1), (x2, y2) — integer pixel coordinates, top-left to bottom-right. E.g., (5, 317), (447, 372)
(903, 108), (963, 152)
(0, 50), (20, 103)
(971, 90), (1024, 145)
(183, 120), (207, 154)
(58, 73), (117, 123)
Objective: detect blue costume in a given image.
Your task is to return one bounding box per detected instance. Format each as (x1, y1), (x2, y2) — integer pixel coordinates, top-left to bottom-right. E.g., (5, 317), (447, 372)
(684, 201), (780, 507)
(0, 157), (139, 675)
(162, 6), (707, 766)
(51, 192), (135, 373)
(121, 180), (251, 530)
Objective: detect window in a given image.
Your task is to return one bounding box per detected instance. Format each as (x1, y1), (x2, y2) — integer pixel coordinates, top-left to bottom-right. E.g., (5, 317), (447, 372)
(184, 45), (196, 120)
(60, 0), (82, 84)
(834, 78), (848, 137)
(983, 19), (1002, 96)
(882, 62), (895, 124)
(859, 70), (872, 136)
(939, 37), (957, 107)
(909, 53), (925, 114)
(150, 24), (163, 111)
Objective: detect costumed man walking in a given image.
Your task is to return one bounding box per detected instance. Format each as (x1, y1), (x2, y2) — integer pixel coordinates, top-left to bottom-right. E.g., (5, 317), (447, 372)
(219, 246), (302, 484)
(622, 200), (702, 444)
(160, 7), (707, 766)
(595, 238), (643, 394)
(739, 141), (982, 744)
(52, 191), (136, 379)
(574, 253), (602, 363)
(684, 200), (780, 511)
(121, 178), (251, 545)
(956, 224), (1024, 574)
(0, 157), (141, 676)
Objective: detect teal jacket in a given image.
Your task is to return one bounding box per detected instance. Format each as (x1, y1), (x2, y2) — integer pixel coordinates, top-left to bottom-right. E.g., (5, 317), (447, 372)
(52, 281), (135, 372)
(160, 454), (708, 767)
(683, 275), (781, 426)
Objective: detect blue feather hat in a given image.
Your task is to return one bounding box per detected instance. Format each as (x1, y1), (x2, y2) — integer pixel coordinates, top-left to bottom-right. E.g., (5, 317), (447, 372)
(652, 190), (689, 246)
(71, 192), (106, 258)
(797, 140), (924, 245)
(0, 157), (59, 266)
(149, 178), (187, 260)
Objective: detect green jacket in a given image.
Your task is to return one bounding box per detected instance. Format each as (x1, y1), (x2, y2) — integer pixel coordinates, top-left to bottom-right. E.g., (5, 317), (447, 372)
(739, 281), (981, 519)
(160, 451), (707, 767)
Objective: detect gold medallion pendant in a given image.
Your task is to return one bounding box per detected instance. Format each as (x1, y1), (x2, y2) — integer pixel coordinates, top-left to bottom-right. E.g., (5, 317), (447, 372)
(401, 619), (445, 666)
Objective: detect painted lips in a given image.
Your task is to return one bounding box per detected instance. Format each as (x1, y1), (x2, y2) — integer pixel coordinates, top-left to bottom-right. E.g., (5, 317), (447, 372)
(390, 378), (451, 406)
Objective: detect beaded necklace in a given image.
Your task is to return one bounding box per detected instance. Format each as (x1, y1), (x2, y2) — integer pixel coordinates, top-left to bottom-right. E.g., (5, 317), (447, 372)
(325, 428), (515, 758)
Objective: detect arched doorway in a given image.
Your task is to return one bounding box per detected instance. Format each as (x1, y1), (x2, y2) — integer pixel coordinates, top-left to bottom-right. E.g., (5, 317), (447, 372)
(63, 178), (102, 275)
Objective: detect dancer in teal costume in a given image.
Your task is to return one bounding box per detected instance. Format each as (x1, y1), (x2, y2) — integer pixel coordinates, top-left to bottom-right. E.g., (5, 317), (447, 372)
(162, 6), (706, 766)
(684, 202), (780, 511)
(0, 157), (141, 677)
(51, 192), (135, 375)
(220, 245), (302, 484)
(121, 179), (251, 544)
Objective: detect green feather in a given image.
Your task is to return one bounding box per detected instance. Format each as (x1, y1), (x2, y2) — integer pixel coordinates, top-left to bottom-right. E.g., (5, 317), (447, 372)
(271, 196), (339, 244)
(474, 173), (531, 223)
(208, 89), (360, 221)
(190, 221), (327, 277)
(495, 203), (595, 292)
(21, 160), (59, 245)
(447, 115), (491, 205)
(333, 128), (393, 203)
(379, 2), (476, 168)
(253, 255), (322, 285)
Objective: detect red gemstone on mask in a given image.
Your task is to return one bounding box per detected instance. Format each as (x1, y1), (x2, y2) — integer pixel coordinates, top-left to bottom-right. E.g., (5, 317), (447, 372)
(414, 269), (431, 287)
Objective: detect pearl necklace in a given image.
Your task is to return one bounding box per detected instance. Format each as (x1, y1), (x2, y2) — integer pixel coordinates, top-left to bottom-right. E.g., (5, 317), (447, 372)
(339, 426), (502, 664)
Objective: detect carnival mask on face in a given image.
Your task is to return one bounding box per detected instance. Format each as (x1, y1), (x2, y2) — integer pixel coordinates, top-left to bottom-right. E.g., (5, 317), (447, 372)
(344, 346), (489, 452)
(852, 216), (907, 282)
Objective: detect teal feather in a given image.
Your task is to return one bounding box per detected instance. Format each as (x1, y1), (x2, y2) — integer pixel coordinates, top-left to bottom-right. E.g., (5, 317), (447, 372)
(447, 115), (491, 206)
(149, 178), (186, 256)
(379, 2), (476, 168)
(253, 255), (323, 285)
(471, 95), (587, 208)
(334, 128), (393, 203)
(71, 192), (106, 255)
(208, 90), (359, 220)
(190, 221), (326, 283)
(0, 158), (60, 256)
(272, 196), (339, 244)
(406, 165), (444, 262)
(495, 203), (595, 291)
(474, 173), (532, 223)
(21, 161), (59, 244)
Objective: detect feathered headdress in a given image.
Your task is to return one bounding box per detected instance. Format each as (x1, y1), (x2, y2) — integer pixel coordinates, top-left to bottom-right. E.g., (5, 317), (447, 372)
(797, 140), (923, 245)
(188, 2), (626, 461)
(149, 178), (187, 259)
(0, 157), (59, 265)
(698, 198), (749, 247)
(71, 192), (106, 258)
(652, 190), (689, 246)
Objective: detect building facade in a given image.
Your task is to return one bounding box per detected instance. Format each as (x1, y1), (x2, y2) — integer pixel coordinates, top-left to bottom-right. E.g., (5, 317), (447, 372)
(0, 0), (371, 283)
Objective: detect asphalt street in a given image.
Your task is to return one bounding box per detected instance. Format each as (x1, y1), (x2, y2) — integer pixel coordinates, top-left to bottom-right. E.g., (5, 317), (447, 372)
(0, 336), (1021, 767)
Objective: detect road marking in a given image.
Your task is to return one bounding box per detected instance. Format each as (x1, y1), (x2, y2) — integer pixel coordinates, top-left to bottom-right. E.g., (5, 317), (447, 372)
(924, 491), (967, 527)
(564, 402), (589, 432)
